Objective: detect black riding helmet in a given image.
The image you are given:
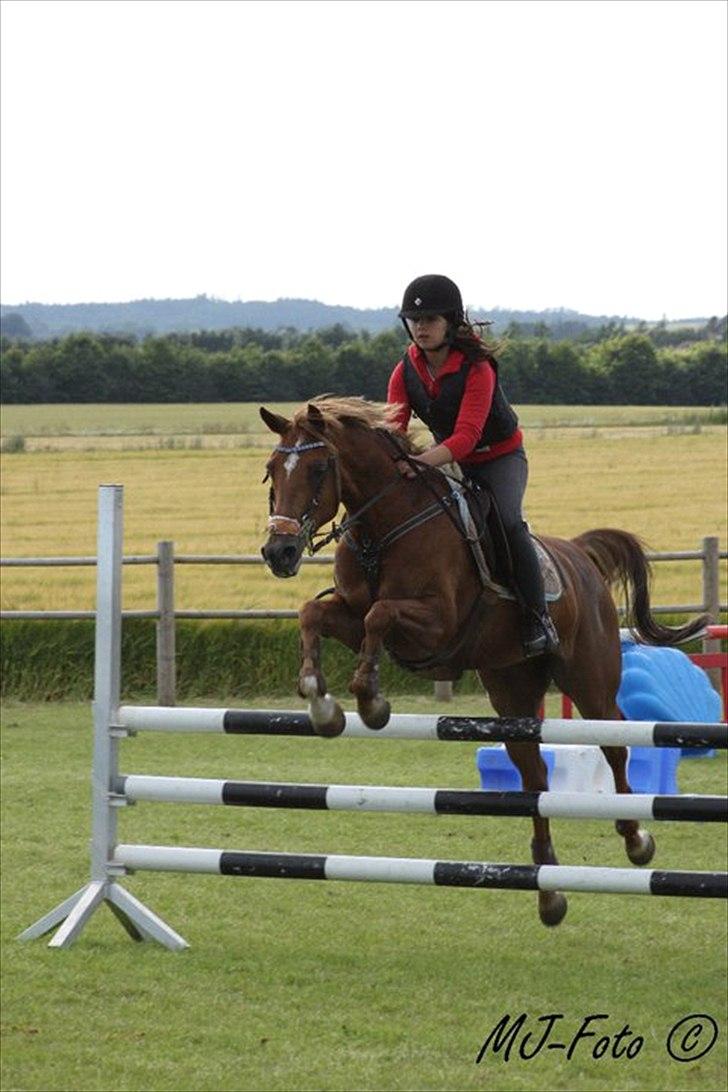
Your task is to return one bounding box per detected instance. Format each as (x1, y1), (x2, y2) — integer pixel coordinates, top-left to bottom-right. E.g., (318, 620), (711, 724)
(398, 274), (465, 343)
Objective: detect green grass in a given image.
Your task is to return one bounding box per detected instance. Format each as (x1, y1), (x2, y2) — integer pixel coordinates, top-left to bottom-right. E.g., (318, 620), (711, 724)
(2, 699), (727, 1091)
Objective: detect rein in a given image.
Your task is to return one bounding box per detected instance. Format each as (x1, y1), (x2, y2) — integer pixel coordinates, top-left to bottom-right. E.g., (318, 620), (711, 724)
(267, 436), (406, 558)
(266, 431), (463, 584)
(266, 425), (492, 669)
(311, 476), (402, 553)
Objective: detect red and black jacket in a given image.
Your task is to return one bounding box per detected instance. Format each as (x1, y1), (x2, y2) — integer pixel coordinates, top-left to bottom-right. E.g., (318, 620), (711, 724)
(401, 351), (519, 453)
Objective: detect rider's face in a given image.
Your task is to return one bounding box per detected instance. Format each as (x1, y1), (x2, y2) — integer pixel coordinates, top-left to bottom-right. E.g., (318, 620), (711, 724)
(407, 314), (449, 350)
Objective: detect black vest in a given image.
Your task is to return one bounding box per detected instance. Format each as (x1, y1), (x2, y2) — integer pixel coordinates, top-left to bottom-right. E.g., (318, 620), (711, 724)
(402, 352), (519, 453)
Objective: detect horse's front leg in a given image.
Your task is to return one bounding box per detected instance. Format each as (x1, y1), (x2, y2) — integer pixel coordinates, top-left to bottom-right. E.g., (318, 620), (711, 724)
(350, 598), (442, 730)
(298, 594), (364, 737)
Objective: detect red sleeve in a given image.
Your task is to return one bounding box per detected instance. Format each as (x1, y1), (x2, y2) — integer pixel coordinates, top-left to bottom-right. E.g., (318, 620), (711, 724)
(386, 359), (411, 432)
(440, 360), (496, 461)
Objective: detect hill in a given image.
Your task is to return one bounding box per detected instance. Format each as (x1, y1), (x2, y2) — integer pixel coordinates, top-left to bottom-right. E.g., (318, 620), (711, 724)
(0, 294), (660, 340)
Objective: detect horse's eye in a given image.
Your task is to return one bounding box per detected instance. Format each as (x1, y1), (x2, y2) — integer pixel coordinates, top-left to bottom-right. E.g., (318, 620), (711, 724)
(308, 462), (327, 486)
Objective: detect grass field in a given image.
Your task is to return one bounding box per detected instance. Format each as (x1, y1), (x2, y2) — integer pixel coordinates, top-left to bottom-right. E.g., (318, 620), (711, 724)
(2, 402), (725, 445)
(1, 403), (726, 613)
(1, 404), (727, 1091)
(1, 698), (727, 1092)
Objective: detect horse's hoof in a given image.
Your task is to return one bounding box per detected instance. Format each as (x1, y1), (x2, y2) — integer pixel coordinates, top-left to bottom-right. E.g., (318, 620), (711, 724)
(359, 697), (391, 731)
(305, 690), (346, 738)
(312, 711), (346, 738)
(539, 892), (568, 927)
(310, 703), (346, 738)
(626, 829), (656, 866)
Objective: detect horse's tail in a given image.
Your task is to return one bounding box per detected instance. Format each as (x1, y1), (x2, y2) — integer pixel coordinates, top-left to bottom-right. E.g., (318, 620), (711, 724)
(572, 528), (709, 646)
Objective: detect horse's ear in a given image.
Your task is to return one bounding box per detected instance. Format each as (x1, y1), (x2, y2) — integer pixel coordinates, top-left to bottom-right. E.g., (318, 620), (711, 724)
(260, 407), (290, 435)
(306, 403), (326, 433)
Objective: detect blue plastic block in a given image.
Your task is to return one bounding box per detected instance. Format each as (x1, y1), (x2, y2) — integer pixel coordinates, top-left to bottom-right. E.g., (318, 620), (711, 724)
(618, 640), (721, 758)
(476, 746), (555, 791)
(477, 743), (679, 794)
(626, 746), (680, 794)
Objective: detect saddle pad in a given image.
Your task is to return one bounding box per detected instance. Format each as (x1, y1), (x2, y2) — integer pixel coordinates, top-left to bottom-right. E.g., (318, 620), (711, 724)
(485, 534), (563, 604)
(532, 537), (563, 603)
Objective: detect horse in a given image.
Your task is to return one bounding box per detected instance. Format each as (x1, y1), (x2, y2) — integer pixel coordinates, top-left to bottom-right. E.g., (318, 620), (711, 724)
(259, 395), (706, 926)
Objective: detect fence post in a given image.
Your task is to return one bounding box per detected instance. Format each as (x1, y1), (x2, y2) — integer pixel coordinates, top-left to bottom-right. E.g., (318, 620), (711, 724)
(156, 541), (176, 706)
(702, 535), (721, 693)
(433, 681), (453, 702)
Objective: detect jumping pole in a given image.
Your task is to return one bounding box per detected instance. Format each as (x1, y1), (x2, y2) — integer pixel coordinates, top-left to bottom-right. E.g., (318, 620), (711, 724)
(18, 485), (727, 951)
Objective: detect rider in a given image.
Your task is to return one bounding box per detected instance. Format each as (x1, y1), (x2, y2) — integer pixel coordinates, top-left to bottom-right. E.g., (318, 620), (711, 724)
(387, 273), (559, 658)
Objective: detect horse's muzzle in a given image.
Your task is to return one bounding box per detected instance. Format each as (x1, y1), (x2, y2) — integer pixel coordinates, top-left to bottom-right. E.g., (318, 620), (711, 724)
(261, 535), (304, 578)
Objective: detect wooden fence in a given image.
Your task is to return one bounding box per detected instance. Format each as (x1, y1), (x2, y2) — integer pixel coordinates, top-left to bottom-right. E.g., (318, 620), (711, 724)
(1, 537), (725, 706)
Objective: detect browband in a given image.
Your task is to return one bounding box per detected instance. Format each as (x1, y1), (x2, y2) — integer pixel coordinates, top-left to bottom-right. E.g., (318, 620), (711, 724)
(275, 441), (327, 454)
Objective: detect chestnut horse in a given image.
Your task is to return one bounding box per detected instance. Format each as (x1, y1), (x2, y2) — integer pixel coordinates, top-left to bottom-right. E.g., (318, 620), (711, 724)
(260, 396), (705, 926)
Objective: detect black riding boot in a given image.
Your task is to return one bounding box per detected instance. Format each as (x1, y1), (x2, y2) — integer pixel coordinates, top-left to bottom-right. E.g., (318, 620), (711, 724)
(509, 525), (560, 658)
(521, 608), (560, 658)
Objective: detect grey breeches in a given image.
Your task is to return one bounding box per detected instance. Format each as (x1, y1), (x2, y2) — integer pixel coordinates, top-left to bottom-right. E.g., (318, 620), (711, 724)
(459, 448), (546, 614)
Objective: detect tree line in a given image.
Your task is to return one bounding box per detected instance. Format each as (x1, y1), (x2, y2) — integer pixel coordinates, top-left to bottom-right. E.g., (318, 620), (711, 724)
(1, 324), (725, 405)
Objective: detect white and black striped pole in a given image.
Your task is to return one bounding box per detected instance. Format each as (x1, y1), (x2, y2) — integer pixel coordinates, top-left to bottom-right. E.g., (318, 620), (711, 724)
(117, 706), (726, 749)
(113, 845), (728, 900)
(117, 774), (728, 824)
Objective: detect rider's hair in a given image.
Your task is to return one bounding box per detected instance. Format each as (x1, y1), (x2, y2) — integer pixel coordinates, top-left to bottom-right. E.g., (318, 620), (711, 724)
(449, 313), (504, 363)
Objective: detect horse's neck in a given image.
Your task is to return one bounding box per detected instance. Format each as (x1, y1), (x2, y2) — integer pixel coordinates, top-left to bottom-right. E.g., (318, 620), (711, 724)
(338, 432), (400, 515)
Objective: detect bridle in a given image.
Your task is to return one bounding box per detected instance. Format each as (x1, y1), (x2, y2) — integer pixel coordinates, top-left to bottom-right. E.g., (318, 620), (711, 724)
(264, 430), (463, 564)
(265, 439), (342, 555)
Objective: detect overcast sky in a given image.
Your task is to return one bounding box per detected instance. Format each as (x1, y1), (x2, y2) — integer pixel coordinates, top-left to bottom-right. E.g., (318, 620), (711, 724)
(1, 0), (726, 319)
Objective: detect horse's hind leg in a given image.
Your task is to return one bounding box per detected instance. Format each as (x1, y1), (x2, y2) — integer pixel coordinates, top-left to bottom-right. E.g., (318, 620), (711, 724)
(600, 746), (655, 865)
(505, 741), (568, 927)
(553, 651), (656, 867)
(479, 662), (568, 928)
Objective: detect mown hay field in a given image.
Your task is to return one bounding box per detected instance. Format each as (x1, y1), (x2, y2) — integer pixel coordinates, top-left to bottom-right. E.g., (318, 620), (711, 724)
(2, 401), (725, 442)
(1, 404), (725, 614)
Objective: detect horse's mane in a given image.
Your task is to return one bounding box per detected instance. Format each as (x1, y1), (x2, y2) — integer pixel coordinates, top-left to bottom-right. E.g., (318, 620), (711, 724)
(291, 395), (418, 452)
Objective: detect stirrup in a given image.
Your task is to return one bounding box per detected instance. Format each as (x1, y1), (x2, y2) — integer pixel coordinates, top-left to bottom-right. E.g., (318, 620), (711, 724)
(522, 611), (559, 658)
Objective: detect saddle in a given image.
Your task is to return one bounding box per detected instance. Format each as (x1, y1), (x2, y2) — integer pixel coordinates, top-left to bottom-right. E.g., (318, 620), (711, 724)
(441, 469), (563, 604)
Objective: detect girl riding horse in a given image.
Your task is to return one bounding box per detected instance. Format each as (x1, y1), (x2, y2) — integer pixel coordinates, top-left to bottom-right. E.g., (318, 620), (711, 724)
(388, 273), (559, 658)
